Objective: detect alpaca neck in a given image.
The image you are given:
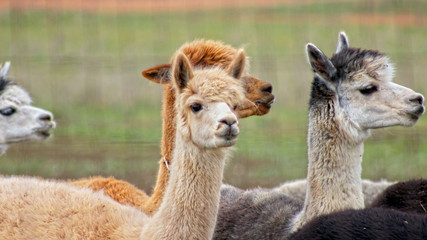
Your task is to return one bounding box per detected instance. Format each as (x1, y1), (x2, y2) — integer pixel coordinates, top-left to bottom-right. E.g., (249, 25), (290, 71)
(160, 85), (176, 163)
(147, 85), (176, 211)
(141, 132), (227, 240)
(292, 96), (369, 231)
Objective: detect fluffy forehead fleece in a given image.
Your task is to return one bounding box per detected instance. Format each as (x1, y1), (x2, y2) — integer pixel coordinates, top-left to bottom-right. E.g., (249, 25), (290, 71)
(182, 67), (245, 106)
(172, 39), (250, 76)
(0, 82), (32, 106)
(331, 48), (394, 82)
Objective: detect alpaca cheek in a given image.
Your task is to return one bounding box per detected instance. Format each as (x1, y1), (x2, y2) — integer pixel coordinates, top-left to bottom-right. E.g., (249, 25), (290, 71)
(176, 117), (191, 143)
(181, 125), (191, 142)
(190, 123), (215, 148)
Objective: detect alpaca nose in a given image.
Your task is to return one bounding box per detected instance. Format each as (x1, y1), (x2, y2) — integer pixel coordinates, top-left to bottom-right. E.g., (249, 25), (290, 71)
(260, 83), (273, 94)
(38, 112), (53, 122)
(409, 94), (424, 105)
(220, 118), (237, 127)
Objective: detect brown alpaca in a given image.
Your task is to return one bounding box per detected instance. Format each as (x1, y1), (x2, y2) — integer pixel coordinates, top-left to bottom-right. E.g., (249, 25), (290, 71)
(70, 40), (275, 215)
(0, 50), (248, 239)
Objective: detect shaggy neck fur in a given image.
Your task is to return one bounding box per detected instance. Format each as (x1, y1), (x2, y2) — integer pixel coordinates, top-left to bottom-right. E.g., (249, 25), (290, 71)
(141, 132), (227, 239)
(292, 78), (370, 231)
(161, 85), (176, 164)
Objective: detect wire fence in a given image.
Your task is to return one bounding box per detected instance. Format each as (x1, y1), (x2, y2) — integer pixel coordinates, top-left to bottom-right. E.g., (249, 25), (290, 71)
(0, 0), (426, 189)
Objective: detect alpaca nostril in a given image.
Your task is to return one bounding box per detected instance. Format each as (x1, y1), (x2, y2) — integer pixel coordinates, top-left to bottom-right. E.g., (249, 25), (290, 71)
(410, 95), (424, 105)
(220, 119), (237, 127)
(261, 84), (273, 94)
(39, 114), (52, 122)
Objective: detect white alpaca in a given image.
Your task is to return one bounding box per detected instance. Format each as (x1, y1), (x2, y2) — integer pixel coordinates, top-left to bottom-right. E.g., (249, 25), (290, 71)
(0, 62), (55, 154)
(0, 50), (248, 240)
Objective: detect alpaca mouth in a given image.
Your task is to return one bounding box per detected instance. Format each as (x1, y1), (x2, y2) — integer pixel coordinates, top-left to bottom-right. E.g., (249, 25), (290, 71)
(407, 105), (424, 120)
(223, 133), (237, 141)
(255, 94), (275, 116)
(217, 128), (239, 143)
(33, 126), (54, 139)
(237, 95), (275, 118)
(414, 106), (424, 116)
(37, 131), (51, 138)
(256, 95), (275, 110)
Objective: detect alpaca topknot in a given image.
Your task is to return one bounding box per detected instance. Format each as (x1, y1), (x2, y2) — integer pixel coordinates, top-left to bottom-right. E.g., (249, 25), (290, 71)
(331, 48), (392, 82)
(174, 39), (250, 75)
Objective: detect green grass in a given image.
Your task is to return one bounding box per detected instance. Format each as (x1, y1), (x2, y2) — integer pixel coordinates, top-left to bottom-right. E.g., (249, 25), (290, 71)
(52, 102), (162, 141)
(1, 0), (427, 190)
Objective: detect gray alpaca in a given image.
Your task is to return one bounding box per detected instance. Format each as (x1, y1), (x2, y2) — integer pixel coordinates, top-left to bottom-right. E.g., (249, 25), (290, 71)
(213, 32), (424, 240)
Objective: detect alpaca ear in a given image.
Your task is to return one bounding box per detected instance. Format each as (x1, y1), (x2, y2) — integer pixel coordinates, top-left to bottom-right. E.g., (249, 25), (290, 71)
(0, 61), (11, 78)
(335, 32), (349, 54)
(142, 64), (172, 84)
(306, 43), (337, 85)
(171, 52), (194, 92)
(226, 49), (246, 79)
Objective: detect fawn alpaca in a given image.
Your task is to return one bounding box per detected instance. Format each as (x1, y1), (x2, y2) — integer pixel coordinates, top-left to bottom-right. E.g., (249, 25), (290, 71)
(0, 50), (247, 240)
(71, 40), (274, 215)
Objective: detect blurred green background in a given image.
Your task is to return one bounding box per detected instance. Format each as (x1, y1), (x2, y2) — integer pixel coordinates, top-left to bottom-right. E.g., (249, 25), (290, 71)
(1, 0), (426, 192)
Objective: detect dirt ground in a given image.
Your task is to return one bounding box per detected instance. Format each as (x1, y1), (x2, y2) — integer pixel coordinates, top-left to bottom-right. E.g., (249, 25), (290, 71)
(0, 0), (319, 13)
(0, 0), (425, 27)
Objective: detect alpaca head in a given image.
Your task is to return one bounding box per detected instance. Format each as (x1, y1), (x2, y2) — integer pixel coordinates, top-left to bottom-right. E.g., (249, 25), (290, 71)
(142, 39), (274, 118)
(0, 62), (56, 144)
(170, 49), (246, 148)
(307, 32), (424, 133)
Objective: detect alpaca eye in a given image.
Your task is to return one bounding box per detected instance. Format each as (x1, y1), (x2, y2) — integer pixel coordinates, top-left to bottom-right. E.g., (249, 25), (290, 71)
(359, 85), (378, 95)
(0, 107), (16, 116)
(190, 104), (202, 113)
(233, 105), (238, 111)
